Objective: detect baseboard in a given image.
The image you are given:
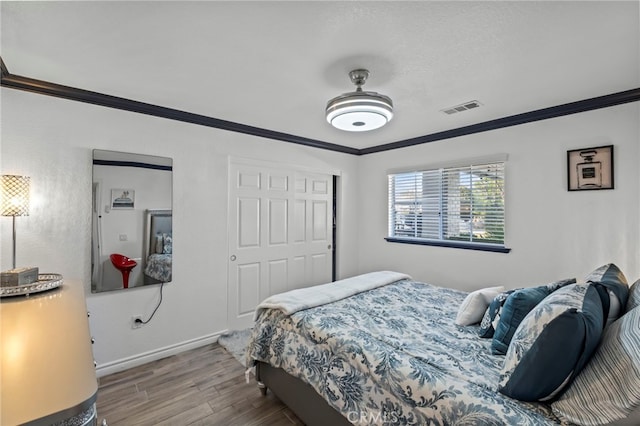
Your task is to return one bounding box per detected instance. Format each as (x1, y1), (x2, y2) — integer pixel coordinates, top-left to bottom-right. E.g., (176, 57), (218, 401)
(95, 330), (227, 378)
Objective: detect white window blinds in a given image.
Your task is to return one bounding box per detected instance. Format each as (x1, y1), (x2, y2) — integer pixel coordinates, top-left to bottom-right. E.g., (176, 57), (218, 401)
(388, 162), (505, 246)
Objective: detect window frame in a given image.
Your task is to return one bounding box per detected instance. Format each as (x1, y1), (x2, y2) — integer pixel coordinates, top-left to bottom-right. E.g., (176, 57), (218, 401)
(386, 157), (511, 253)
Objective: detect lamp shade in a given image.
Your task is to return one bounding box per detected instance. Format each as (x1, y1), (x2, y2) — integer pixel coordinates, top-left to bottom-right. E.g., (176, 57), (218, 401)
(1, 175), (30, 216)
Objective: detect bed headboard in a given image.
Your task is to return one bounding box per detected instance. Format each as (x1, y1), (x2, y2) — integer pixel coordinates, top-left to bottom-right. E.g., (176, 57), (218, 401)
(145, 209), (172, 256)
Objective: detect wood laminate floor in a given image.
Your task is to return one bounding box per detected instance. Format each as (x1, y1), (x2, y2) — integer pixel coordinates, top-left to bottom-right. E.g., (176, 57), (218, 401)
(96, 343), (304, 425)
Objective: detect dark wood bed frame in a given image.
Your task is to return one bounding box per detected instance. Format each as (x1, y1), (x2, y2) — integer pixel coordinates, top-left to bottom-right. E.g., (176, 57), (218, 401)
(255, 361), (352, 426)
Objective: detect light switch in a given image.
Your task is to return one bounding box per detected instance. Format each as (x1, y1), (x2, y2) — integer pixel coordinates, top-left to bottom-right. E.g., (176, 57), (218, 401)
(119, 234), (128, 241)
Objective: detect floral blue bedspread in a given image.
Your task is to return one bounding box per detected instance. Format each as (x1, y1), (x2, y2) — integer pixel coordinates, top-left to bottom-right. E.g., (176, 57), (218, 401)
(144, 253), (172, 282)
(246, 279), (564, 425)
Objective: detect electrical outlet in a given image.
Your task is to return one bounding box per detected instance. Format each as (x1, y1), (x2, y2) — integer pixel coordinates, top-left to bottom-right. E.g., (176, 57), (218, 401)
(131, 315), (143, 329)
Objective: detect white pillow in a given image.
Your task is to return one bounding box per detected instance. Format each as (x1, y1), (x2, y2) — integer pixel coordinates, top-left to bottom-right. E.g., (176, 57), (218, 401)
(607, 289), (621, 326)
(455, 286), (505, 326)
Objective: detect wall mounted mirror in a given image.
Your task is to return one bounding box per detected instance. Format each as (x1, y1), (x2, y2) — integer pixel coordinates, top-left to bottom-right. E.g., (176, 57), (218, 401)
(91, 150), (173, 293)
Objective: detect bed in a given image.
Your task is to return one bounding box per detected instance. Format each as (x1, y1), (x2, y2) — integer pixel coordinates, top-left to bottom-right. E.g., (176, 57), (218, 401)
(245, 270), (640, 426)
(143, 209), (172, 284)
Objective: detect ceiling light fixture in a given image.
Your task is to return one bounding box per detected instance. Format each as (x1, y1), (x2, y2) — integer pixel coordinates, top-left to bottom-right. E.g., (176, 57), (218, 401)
(326, 69), (393, 132)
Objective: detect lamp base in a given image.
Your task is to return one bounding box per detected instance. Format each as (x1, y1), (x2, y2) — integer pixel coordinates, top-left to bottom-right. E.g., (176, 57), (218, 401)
(1, 267), (39, 287)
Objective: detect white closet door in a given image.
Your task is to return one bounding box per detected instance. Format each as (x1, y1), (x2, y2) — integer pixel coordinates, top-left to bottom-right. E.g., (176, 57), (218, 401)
(227, 161), (333, 330)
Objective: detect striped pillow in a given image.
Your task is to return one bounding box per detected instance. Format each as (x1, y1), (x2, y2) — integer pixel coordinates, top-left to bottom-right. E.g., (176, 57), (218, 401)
(551, 306), (640, 425)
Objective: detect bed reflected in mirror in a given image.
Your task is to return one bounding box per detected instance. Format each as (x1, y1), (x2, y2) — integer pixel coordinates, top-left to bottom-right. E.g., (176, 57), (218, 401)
(91, 150), (173, 293)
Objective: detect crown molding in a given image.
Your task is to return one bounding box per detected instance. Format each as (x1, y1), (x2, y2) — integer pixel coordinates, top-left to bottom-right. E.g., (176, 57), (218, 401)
(360, 88), (640, 155)
(0, 58), (358, 156)
(2, 57), (638, 156)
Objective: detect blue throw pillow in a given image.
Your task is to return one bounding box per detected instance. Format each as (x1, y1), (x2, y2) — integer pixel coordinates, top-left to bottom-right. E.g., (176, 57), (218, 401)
(478, 290), (515, 338)
(498, 283), (604, 402)
(491, 278), (576, 354)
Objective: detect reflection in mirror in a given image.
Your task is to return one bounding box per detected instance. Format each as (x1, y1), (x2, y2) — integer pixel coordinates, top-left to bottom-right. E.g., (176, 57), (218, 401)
(91, 150), (173, 293)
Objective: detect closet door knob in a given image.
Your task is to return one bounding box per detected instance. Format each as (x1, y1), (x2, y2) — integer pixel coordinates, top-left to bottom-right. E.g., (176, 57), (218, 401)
(230, 255), (237, 261)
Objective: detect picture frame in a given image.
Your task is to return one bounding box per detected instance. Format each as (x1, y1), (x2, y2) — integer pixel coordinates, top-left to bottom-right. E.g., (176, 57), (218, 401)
(111, 188), (135, 209)
(567, 145), (614, 191)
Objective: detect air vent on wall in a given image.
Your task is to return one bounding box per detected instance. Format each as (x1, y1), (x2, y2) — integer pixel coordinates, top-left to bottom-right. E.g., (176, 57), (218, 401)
(441, 100), (482, 115)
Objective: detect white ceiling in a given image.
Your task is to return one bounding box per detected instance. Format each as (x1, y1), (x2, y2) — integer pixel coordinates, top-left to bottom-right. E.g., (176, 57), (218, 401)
(1, 1), (638, 151)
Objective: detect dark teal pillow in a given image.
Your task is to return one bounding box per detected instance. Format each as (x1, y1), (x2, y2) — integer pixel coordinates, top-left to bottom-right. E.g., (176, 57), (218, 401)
(498, 283), (604, 402)
(491, 278), (576, 354)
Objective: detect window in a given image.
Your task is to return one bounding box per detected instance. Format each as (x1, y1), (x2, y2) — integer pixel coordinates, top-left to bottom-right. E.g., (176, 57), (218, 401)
(387, 161), (509, 252)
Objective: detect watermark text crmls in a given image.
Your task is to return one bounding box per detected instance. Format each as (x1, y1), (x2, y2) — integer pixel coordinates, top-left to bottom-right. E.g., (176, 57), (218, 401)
(347, 411), (400, 424)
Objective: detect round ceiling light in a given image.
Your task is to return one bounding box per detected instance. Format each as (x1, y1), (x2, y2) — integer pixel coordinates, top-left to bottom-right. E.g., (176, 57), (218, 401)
(326, 69), (393, 132)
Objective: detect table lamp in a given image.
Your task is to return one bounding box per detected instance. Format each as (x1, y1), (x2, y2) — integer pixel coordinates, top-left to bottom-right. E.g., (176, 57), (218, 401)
(1, 174), (30, 270)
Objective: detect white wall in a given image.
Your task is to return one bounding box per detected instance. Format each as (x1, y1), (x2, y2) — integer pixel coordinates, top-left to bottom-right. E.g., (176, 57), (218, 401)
(3, 86), (639, 375)
(357, 102), (640, 291)
(0, 88), (360, 375)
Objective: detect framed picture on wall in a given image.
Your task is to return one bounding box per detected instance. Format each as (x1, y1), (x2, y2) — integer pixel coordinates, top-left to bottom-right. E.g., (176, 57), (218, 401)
(111, 188), (135, 209)
(567, 145), (614, 191)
